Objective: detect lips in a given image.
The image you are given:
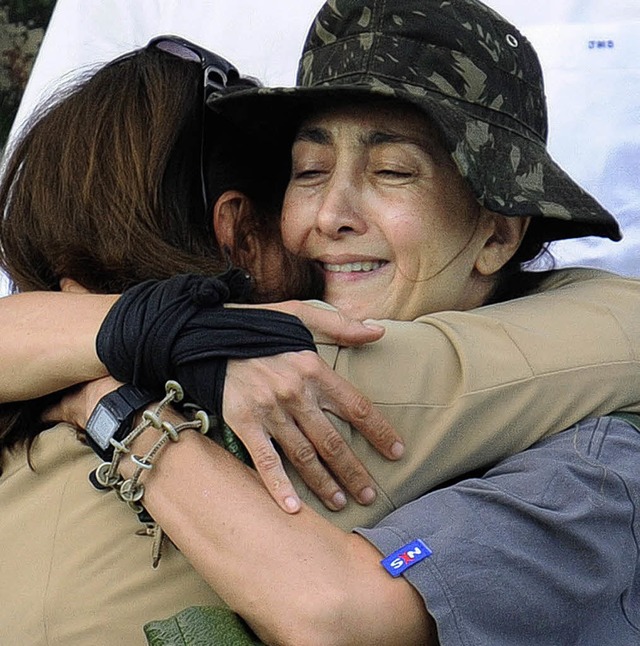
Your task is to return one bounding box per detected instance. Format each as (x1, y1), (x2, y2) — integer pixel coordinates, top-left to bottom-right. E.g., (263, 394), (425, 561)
(322, 260), (387, 273)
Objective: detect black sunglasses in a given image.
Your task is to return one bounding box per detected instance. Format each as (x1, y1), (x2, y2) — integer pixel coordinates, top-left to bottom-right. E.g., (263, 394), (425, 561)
(147, 35), (242, 215)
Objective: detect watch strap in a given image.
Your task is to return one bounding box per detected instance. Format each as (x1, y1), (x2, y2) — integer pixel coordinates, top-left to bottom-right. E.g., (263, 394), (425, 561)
(85, 384), (155, 460)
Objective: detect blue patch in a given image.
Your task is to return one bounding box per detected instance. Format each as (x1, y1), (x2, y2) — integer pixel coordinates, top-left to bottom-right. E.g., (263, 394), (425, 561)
(381, 539), (432, 577)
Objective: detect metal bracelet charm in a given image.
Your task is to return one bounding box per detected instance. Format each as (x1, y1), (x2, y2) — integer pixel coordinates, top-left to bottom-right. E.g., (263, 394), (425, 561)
(87, 380), (210, 566)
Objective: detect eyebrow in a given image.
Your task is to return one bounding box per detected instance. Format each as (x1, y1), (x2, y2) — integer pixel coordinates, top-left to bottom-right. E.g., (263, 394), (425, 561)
(364, 130), (447, 165)
(294, 126), (331, 145)
(366, 131), (425, 148)
(294, 125), (436, 156)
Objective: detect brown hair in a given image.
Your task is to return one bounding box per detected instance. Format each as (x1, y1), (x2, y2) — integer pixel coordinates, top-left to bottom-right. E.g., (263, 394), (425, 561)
(0, 46), (320, 469)
(0, 49), (228, 294)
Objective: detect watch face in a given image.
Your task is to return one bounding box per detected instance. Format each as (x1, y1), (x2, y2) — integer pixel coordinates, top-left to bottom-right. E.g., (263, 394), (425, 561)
(88, 406), (120, 451)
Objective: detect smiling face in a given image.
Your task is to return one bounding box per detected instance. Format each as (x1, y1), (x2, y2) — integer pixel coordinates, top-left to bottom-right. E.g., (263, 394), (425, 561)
(281, 101), (509, 320)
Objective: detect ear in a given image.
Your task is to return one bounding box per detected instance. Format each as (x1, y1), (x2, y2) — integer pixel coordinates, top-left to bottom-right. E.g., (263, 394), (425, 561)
(474, 210), (531, 276)
(212, 190), (258, 267)
(213, 190), (244, 252)
(59, 277), (89, 294)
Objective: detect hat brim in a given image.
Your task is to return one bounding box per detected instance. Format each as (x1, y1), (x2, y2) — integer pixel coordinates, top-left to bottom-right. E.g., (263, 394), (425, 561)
(210, 82), (621, 243)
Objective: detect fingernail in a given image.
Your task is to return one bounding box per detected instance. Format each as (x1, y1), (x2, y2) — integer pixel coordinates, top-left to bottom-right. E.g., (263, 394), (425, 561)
(390, 441), (405, 459)
(359, 486), (376, 505)
(284, 496), (301, 513)
(363, 319), (385, 331)
(331, 491), (347, 509)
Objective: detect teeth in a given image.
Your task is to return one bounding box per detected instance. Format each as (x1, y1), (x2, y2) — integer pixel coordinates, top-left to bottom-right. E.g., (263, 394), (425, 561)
(323, 261), (385, 273)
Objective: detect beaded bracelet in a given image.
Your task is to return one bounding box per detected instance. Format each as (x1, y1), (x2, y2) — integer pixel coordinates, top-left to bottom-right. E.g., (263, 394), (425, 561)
(88, 380), (209, 566)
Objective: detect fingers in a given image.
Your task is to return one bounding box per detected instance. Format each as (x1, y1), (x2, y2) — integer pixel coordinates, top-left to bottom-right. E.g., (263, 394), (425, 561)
(311, 364), (404, 461)
(223, 385), (303, 513)
(222, 351), (404, 514)
(241, 414), (377, 513)
(226, 401), (353, 513)
(248, 300), (386, 347)
(246, 354), (399, 509)
(331, 387), (405, 461)
(280, 427), (352, 511)
(285, 406), (379, 507)
(294, 305), (385, 347)
(242, 432), (304, 514)
(264, 353), (382, 507)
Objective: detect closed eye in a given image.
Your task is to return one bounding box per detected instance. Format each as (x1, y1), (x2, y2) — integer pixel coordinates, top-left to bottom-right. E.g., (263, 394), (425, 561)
(377, 169), (412, 177)
(291, 168), (327, 181)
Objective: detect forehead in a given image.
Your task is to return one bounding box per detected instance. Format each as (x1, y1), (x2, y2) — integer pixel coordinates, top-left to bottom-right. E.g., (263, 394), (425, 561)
(295, 99), (448, 157)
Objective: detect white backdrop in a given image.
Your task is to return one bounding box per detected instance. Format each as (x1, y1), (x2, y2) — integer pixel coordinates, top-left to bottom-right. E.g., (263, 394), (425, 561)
(6, 0), (640, 287)
(490, 0), (640, 274)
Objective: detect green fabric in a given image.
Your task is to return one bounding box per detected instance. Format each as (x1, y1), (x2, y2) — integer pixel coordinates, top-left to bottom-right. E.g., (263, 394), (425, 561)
(144, 606), (264, 646)
(221, 423), (251, 465)
(610, 412), (640, 433)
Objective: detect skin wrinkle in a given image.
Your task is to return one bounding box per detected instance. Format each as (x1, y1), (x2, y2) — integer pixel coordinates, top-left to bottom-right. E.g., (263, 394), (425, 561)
(282, 102), (524, 320)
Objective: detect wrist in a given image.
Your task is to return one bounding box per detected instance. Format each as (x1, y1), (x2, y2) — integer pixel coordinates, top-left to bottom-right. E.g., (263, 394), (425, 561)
(86, 381), (210, 568)
(116, 407), (193, 479)
(89, 381), (209, 499)
(84, 383), (156, 460)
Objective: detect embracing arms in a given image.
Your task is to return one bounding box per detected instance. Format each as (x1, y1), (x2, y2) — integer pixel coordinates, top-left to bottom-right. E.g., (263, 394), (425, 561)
(224, 268), (640, 526)
(101, 407), (436, 646)
(0, 282), (400, 510)
(2, 267), (640, 521)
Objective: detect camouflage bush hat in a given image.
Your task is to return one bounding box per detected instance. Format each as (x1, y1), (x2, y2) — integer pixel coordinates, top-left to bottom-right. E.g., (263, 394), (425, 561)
(211, 0), (621, 242)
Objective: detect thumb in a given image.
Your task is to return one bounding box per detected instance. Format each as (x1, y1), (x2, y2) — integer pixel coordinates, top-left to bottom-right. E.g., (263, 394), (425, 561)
(295, 306), (385, 347)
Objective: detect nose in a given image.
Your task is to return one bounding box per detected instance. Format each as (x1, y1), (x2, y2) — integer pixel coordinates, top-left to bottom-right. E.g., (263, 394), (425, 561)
(314, 173), (368, 240)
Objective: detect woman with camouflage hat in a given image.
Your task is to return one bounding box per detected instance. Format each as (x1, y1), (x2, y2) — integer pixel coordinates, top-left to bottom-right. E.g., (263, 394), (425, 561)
(117, 0), (637, 643)
(0, 1), (639, 644)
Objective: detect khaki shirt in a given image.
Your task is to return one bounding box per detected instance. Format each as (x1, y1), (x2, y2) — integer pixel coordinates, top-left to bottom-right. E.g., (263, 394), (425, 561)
(1, 267), (639, 643)
(299, 268), (640, 528)
(0, 428), (223, 646)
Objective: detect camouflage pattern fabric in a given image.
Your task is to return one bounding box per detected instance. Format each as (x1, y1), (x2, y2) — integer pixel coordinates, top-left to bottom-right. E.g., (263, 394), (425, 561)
(211, 0), (621, 243)
(0, 0), (55, 149)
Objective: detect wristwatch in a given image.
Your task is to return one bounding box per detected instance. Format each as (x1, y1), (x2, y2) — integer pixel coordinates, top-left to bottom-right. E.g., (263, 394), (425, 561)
(85, 384), (155, 460)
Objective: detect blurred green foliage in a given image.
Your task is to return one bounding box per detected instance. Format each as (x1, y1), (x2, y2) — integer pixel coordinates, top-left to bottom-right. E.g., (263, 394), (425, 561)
(5, 0), (56, 29)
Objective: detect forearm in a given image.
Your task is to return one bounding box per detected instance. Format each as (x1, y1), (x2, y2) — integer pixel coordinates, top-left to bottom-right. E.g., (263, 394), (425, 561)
(307, 268), (640, 524)
(122, 427), (434, 646)
(0, 292), (115, 401)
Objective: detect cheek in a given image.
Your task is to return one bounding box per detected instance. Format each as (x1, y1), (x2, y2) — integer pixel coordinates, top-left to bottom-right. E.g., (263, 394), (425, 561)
(280, 195), (307, 253)
(279, 211), (298, 253)
(383, 210), (431, 259)
(383, 208), (456, 283)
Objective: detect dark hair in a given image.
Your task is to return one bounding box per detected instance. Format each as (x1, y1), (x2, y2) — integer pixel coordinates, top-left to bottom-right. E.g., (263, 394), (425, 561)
(487, 219), (556, 305)
(0, 46), (319, 470)
(0, 48), (229, 294)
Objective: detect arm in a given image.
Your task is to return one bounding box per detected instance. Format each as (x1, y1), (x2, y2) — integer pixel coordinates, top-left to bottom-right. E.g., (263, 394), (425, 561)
(46, 381), (434, 645)
(0, 286), (383, 402)
(312, 268), (640, 521)
(0, 285), (402, 512)
(0, 291), (115, 401)
(6, 268), (640, 522)
(119, 425), (437, 646)
(229, 268), (640, 530)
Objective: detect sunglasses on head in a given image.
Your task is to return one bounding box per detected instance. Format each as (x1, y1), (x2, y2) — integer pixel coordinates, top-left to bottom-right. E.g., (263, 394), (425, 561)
(147, 35), (240, 98)
(137, 36), (249, 216)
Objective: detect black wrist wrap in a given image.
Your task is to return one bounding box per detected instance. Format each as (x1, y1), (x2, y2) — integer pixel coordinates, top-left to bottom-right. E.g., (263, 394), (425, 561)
(96, 272), (317, 416)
